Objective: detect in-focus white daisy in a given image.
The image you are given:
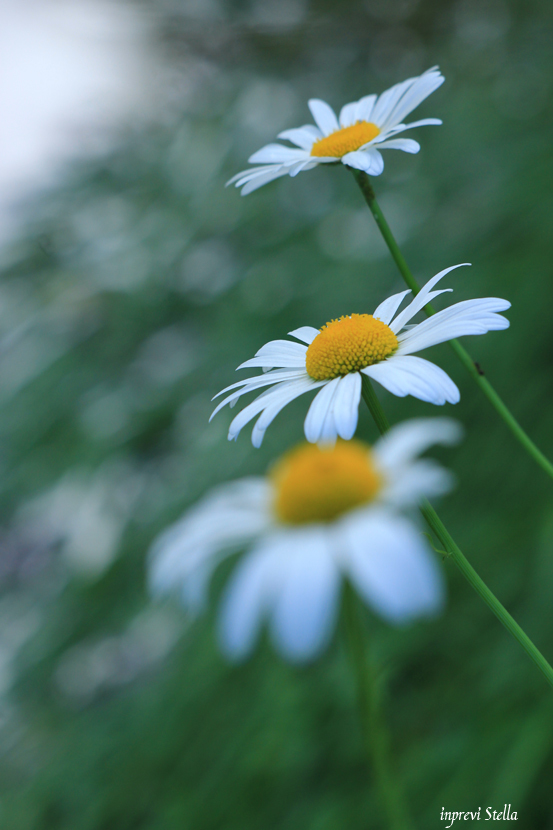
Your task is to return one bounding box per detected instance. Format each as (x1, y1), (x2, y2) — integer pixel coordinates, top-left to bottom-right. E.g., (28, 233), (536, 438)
(227, 67), (444, 194)
(211, 264), (510, 447)
(149, 419), (460, 661)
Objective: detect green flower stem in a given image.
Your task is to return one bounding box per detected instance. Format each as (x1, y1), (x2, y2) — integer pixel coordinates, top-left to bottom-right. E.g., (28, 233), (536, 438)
(352, 169), (553, 483)
(361, 375), (553, 690)
(344, 584), (414, 830)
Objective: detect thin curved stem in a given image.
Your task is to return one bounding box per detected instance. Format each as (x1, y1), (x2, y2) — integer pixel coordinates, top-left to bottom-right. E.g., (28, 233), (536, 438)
(361, 374), (553, 690)
(343, 585), (414, 830)
(352, 169), (553, 483)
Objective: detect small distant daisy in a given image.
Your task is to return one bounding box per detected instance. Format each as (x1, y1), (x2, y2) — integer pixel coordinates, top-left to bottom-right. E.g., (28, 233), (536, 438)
(149, 420), (460, 661)
(211, 264), (510, 447)
(227, 67), (444, 194)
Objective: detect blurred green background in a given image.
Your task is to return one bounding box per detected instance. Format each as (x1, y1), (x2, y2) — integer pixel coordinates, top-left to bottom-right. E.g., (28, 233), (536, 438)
(1, 0), (553, 827)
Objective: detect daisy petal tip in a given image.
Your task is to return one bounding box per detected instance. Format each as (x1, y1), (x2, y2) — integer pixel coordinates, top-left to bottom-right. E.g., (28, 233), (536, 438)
(251, 432), (264, 449)
(434, 418), (464, 443)
(338, 426), (356, 441)
(449, 423), (463, 442)
(444, 262), (471, 273)
(304, 423), (321, 444)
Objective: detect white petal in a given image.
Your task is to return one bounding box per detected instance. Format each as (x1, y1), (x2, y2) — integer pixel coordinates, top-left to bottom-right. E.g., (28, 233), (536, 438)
(226, 164), (281, 187)
(237, 340), (307, 370)
(339, 101), (359, 127)
(373, 289), (411, 325)
(228, 378), (321, 443)
(148, 479), (270, 607)
(355, 94), (377, 123)
(332, 373), (362, 440)
(248, 143), (308, 164)
(396, 298), (511, 355)
(308, 155), (342, 164)
(304, 378), (341, 443)
(319, 404), (339, 445)
(288, 160), (317, 177)
(288, 326), (320, 345)
(219, 536), (286, 660)
(213, 367), (308, 398)
(308, 99), (340, 136)
(362, 356), (460, 405)
(210, 369), (308, 420)
(374, 138), (420, 153)
(240, 166), (292, 195)
(250, 378), (323, 448)
(389, 264), (471, 332)
(390, 288), (453, 331)
(342, 510), (445, 624)
(374, 417), (463, 469)
(371, 77), (418, 127)
(381, 68), (444, 130)
(278, 125), (322, 149)
(270, 530), (340, 661)
(383, 459), (455, 508)
(237, 357), (306, 371)
(380, 117), (442, 138)
(342, 149), (384, 175)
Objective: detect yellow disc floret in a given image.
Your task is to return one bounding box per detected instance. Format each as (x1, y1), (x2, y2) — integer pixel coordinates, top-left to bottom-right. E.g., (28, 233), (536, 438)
(305, 314), (398, 381)
(311, 121), (381, 158)
(272, 441), (382, 525)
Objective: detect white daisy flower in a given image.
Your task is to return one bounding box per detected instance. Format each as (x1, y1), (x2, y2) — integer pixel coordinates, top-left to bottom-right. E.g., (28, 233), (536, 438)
(211, 264), (510, 447)
(227, 67), (444, 195)
(149, 419), (460, 661)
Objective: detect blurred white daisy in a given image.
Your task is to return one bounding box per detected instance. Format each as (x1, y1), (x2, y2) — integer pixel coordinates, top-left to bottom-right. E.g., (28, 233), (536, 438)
(227, 67), (444, 194)
(211, 264), (510, 447)
(149, 419), (460, 661)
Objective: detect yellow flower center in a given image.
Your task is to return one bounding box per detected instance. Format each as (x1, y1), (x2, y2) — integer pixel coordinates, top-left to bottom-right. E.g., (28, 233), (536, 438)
(305, 314), (398, 381)
(272, 441), (382, 525)
(310, 121), (381, 158)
